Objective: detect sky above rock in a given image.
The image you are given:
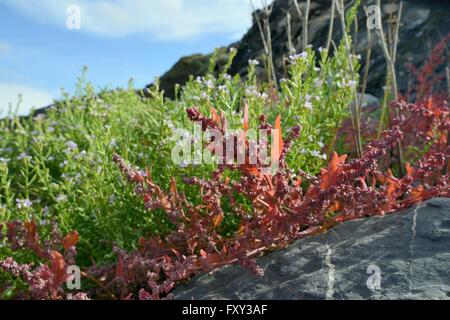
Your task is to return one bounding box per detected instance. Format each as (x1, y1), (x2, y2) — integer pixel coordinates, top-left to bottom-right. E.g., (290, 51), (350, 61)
(0, 0), (265, 116)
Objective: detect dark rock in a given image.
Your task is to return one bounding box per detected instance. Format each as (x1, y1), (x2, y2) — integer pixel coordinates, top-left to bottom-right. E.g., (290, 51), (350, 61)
(146, 53), (210, 100)
(146, 47), (230, 99)
(173, 198), (450, 300)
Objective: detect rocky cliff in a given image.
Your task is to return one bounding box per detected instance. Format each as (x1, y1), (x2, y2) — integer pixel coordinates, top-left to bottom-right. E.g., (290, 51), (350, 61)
(156, 0), (450, 99)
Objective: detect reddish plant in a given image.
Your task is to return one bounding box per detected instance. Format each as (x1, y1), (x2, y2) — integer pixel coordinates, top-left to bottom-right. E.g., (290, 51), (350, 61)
(83, 104), (448, 300)
(0, 220), (83, 299)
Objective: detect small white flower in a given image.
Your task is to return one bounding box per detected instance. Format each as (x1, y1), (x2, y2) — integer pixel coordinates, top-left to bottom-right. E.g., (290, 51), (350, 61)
(311, 150), (320, 157)
(75, 150), (87, 160)
(33, 114), (46, 121)
(61, 160), (69, 168)
(218, 85), (228, 92)
(17, 152), (32, 161)
(347, 80), (358, 88)
(305, 101), (313, 110)
(109, 139), (117, 148)
(229, 47), (237, 53)
(0, 157), (10, 163)
(56, 194), (68, 203)
(248, 59), (260, 66)
(164, 119), (174, 129)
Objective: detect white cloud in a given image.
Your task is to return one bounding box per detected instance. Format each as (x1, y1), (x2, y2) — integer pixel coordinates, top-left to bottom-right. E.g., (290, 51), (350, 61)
(0, 84), (54, 116)
(0, 0), (265, 41)
(0, 42), (12, 55)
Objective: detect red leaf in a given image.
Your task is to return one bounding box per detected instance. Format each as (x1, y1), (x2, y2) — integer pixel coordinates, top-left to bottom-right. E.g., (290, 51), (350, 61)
(271, 115), (284, 163)
(243, 103), (249, 134)
(210, 107), (221, 127)
(50, 250), (66, 287)
(116, 256), (124, 279)
(62, 230), (79, 251)
(212, 214), (223, 228)
(405, 163), (414, 177)
(320, 152), (347, 190)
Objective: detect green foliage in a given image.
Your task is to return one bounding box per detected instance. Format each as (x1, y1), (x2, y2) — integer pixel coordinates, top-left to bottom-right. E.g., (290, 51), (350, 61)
(0, 37), (360, 266)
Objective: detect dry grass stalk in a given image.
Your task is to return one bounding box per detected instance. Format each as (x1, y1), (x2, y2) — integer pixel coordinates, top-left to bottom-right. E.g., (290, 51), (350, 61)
(375, 0), (404, 176)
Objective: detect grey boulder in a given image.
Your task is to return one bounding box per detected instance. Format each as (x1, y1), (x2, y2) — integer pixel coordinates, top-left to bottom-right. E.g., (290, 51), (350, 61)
(173, 198), (450, 300)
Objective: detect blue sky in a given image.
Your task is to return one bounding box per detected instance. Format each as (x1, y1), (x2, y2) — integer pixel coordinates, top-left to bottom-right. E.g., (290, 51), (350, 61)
(0, 0), (263, 116)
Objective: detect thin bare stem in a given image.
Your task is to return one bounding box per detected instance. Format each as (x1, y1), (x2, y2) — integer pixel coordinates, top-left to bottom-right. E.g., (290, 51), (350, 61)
(326, 0), (336, 52)
(334, 0), (363, 158)
(250, 0), (277, 87)
(358, 16), (372, 114)
(303, 0), (311, 50)
(293, 0), (302, 24)
(375, 0), (404, 176)
(286, 11), (295, 55)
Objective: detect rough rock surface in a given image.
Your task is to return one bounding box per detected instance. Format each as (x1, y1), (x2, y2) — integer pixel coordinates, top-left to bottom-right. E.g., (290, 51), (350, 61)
(173, 197), (450, 300)
(156, 0), (450, 99)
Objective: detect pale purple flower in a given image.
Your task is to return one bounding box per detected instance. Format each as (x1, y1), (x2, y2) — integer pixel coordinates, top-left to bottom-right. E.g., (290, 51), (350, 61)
(289, 51), (308, 62)
(204, 79), (215, 89)
(66, 141), (78, 151)
(16, 198), (32, 209)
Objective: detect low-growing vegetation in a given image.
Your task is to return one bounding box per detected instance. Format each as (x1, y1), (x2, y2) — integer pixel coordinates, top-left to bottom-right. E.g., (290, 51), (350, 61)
(0, 2), (449, 300)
